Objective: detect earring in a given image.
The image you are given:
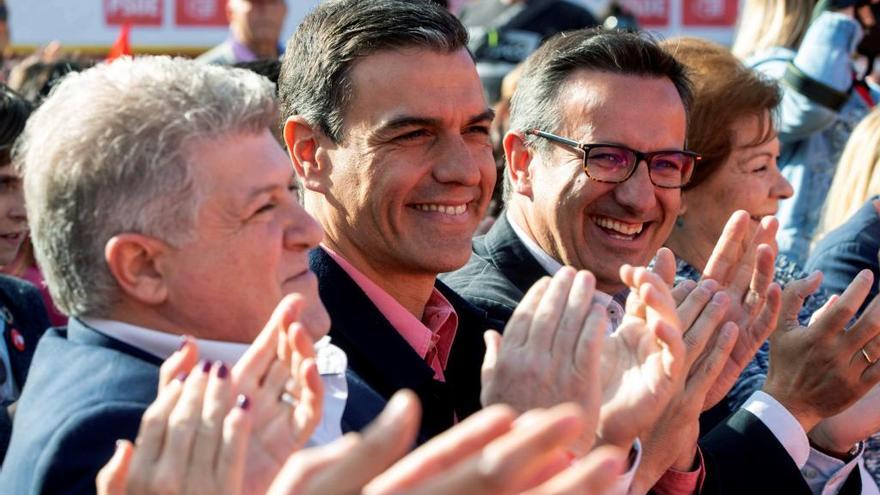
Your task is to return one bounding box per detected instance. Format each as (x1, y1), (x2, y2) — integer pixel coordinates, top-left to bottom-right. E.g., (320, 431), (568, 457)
(675, 216), (685, 228)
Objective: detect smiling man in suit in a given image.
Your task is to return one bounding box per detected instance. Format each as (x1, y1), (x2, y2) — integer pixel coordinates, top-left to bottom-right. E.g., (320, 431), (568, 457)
(280, 5), (694, 494)
(281, 0), (497, 441)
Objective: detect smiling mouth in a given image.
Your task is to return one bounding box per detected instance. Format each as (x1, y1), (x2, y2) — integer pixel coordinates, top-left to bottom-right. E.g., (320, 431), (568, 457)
(412, 203), (469, 215)
(591, 216), (645, 240)
(0, 232), (23, 241)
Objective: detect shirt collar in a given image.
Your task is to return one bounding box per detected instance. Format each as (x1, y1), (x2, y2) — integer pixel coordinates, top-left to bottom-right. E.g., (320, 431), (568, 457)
(228, 33), (285, 63)
(505, 211), (626, 331)
(321, 244), (458, 379)
(80, 317), (344, 374)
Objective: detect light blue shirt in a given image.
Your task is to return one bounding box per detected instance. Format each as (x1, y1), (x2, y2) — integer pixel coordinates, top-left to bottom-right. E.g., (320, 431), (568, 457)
(747, 12), (879, 265)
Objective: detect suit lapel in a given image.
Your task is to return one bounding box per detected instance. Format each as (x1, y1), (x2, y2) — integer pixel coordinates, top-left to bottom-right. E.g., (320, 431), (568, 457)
(481, 214), (551, 295)
(312, 248), (493, 441)
(311, 248), (454, 440)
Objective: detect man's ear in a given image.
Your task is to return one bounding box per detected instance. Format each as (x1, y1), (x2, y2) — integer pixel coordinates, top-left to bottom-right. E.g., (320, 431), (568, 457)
(104, 234), (170, 306)
(678, 191), (689, 217)
(284, 116), (330, 194)
(503, 130), (534, 199)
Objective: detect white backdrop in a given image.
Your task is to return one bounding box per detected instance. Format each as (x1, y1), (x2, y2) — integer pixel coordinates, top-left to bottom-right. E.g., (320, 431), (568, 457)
(6, 0), (737, 53)
(7, 0), (321, 52)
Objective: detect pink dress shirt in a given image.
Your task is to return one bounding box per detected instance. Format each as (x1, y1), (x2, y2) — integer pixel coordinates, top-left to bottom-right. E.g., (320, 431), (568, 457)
(323, 245), (458, 381)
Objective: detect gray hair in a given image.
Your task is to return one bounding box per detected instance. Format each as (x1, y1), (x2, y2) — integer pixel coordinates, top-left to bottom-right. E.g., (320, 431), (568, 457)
(15, 56), (277, 317)
(278, 0), (468, 143)
(504, 28), (693, 202)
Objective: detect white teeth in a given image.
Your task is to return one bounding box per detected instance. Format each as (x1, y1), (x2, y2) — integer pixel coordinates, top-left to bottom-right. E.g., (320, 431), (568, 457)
(592, 217), (643, 236)
(414, 204), (468, 215)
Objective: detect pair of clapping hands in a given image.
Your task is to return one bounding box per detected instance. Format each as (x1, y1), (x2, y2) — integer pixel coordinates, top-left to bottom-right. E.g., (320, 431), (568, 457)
(484, 209), (880, 491)
(97, 208), (880, 494)
(97, 294), (627, 495)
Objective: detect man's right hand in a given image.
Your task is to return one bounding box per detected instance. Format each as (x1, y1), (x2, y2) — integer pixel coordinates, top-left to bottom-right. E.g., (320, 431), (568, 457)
(764, 269), (880, 432)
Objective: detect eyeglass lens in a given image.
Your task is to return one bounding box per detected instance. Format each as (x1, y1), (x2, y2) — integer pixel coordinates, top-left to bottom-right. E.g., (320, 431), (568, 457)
(585, 146), (692, 187)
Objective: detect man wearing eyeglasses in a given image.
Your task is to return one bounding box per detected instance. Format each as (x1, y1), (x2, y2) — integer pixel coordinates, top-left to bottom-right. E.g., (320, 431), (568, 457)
(443, 28), (869, 495)
(442, 31), (695, 325)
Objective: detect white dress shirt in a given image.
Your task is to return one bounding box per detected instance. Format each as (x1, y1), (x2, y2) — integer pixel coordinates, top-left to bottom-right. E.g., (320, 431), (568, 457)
(744, 391), (879, 494)
(80, 317), (347, 446)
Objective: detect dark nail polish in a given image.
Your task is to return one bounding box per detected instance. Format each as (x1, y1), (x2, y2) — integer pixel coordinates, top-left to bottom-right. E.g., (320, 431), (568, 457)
(236, 394), (250, 410)
(217, 362), (228, 379)
(175, 372), (188, 382)
(200, 360), (211, 373)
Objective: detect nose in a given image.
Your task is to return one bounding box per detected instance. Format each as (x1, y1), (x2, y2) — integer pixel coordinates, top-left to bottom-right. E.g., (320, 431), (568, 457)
(284, 202), (324, 251)
(432, 135), (482, 187)
(612, 160), (658, 213)
(8, 192), (25, 223)
(772, 170), (794, 200)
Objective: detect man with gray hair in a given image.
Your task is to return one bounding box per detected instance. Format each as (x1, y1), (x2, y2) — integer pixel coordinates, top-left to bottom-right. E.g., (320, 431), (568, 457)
(0, 56), (335, 493)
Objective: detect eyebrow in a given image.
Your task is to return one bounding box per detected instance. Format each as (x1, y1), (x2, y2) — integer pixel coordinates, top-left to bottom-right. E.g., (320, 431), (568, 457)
(378, 109), (496, 133)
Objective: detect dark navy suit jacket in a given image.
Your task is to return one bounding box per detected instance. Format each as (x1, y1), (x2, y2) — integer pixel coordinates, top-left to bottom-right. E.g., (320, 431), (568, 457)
(806, 196), (880, 317)
(0, 275), (52, 463)
(0, 319), (161, 494)
(310, 247), (497, 443)
(441, 213), (861, 494)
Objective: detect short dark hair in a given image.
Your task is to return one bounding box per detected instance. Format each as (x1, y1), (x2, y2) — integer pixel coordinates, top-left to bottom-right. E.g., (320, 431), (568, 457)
(0, 83), (32, 164)
(509, 28), (693, 156)
(278, 0), (468, 143)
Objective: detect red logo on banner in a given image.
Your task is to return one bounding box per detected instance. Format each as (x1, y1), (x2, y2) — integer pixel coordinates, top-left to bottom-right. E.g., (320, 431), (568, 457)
(105, 0), (163, 26)
(621, 0), (670, 28)
(683, 0), (739, 26)
(176, 0), (227, 26)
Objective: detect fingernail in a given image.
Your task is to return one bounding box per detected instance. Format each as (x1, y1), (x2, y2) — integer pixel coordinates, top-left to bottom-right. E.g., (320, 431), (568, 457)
(177, 337), (188, 351)
(236, 394), (250, 410)
(175, 372), (188, 382)
(217, 362), (228, 379)
(384, 391), (411, 419)
(200, 360), (211, 373)
(115, 439), (124, 450)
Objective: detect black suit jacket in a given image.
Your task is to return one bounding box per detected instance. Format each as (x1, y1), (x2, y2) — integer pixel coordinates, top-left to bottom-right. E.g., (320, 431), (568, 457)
(0, 319), (161, 494)
(439, 214), (547, 325)
(311, 247), (497, 443)
(0, 275), (52, 464)
(442, 213), (862, 494)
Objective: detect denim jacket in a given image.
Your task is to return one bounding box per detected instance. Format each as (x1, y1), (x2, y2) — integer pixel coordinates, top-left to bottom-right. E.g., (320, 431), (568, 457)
(747, 12), (878, 265)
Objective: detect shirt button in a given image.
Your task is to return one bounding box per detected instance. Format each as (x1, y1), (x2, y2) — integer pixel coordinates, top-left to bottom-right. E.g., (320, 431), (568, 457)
(803, 468), (817, 479)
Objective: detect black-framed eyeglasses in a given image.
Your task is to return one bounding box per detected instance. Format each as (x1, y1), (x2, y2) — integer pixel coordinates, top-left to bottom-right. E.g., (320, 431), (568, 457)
(526, 129), (699, 189)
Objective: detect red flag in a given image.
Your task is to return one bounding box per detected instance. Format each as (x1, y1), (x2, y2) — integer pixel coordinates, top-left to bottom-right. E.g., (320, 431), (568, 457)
(107, 23), (132, 61)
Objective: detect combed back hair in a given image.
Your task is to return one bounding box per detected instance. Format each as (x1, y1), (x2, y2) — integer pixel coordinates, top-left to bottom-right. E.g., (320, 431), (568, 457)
(814, 108), (880, 241)
(15, 56), (277, 317)
(278, 0), (468, 143)
(0, 83), (32, 164)
(731, 0), (813, 59)
(661, 37), (780, 191)
(504, 28), (693, 201)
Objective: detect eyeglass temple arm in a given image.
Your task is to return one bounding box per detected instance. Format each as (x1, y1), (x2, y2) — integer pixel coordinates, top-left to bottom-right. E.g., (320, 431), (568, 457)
(525, 129), (584, 150)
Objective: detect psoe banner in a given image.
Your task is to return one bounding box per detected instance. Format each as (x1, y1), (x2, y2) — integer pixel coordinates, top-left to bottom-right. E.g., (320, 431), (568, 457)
(8, 0), (317, 54)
